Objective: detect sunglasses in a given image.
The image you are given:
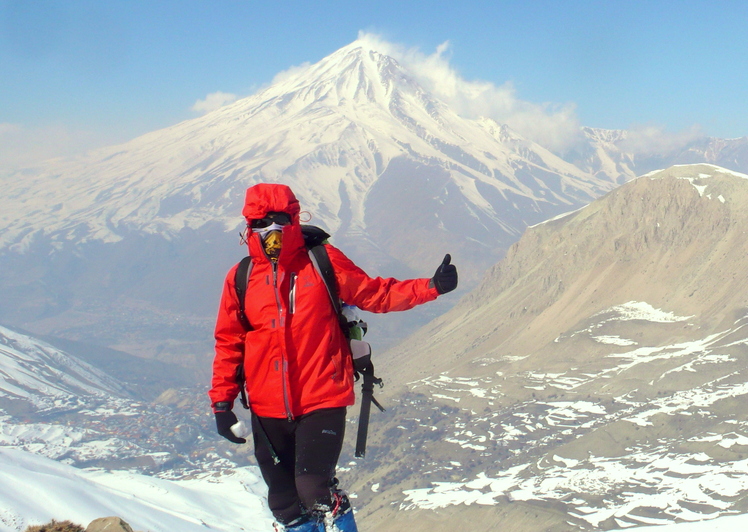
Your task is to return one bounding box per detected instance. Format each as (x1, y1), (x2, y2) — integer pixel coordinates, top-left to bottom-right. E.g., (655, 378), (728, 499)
(250, 212), (292, 229)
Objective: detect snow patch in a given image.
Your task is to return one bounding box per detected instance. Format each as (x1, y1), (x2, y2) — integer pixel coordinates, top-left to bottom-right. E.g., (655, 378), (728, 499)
(592, 335), (638, 346)
(0, 447), (272, 532)
(605, 301), (693, 323)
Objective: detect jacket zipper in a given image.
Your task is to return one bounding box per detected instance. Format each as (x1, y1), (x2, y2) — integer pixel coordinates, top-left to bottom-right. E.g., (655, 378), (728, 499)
(289, 273), (297, 315)
(273, 261), (293, 420)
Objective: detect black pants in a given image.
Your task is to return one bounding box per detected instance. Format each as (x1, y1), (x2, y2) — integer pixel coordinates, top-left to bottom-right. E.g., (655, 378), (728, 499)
(252, 407), (347, 525)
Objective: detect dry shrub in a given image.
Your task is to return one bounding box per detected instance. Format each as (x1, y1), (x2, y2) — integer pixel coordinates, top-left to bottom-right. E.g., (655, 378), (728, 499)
(24, 520), (85, 532)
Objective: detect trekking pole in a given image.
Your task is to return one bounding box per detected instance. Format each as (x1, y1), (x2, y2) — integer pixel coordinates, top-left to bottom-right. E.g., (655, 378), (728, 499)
(355, 364), (385, 458)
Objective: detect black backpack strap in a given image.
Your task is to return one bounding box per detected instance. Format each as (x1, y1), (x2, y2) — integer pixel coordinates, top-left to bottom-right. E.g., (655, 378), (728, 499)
(307, 244), (350, 338)
(234, 256), (253, 331)
(233, 256), (253, 410)
(301, 224), (331, 247)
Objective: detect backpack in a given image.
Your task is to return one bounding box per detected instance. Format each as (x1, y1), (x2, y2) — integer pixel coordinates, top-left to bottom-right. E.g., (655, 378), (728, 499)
(233, 225), (383, 458)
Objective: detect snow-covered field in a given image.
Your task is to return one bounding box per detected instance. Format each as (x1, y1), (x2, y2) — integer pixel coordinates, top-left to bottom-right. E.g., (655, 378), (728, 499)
(2, 444), (748, 532)
(633, 514), (748, 531)
(0, 448), (272, 532)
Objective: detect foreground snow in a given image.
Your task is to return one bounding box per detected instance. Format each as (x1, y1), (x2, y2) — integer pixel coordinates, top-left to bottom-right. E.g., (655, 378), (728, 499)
(0, 448), (273, 532)
(4, 446), (748, 532)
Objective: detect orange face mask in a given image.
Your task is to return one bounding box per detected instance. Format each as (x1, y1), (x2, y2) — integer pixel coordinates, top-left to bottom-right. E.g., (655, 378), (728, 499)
(262, 229), (283, 261)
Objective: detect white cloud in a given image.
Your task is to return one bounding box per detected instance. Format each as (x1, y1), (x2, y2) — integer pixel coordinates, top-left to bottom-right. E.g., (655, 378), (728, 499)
(619, 124), (705, 156)
(350, 33), (707, 156)
(271, 62), (312, 85)
(191, 91), (238, 114)
(354, 32), (584, 153)
(238, 32), (584, 152)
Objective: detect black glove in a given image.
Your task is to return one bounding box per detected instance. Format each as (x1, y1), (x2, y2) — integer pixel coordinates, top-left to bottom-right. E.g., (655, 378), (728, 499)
(214, 405), (247, 444)
(431, 254), (458, 294)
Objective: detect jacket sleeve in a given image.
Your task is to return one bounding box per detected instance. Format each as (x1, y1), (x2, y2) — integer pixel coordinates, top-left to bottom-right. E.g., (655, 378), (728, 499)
(208, 265), (246, 410)
(326, 244), (439, 313)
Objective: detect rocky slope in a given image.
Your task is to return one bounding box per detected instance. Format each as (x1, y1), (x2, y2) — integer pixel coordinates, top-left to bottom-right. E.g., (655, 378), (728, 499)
(343, 164), (748, 531)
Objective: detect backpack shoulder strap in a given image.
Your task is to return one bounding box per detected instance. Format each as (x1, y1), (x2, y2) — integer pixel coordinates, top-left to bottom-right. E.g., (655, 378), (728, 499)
(233, 256), (253, 411)
(234, 256), (253, 331)
(307, 244), (339, 312)
(306, 239), (351, 339)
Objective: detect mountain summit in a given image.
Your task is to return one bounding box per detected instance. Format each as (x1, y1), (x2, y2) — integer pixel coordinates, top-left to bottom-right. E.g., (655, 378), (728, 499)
(1, 38), (608, 269)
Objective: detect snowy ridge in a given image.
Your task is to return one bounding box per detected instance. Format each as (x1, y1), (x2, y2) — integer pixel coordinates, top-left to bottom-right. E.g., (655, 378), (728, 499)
(634, 164), (748, 206)
(667, 163), (748, 180)
(0, 448), (272, 532)
(529, 163), (745, 231)
(0, 325), (125, 408)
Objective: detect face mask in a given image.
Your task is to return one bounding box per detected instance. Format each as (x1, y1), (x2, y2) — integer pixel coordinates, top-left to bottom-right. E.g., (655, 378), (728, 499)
(253, 223), (284, 260)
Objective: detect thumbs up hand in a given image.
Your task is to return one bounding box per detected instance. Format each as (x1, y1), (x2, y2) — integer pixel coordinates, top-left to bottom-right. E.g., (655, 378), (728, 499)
(431, 254), (458, 294)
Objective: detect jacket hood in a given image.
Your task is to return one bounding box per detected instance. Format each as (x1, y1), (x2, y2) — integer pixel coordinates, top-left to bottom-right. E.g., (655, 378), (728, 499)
(242, 183), (301, 223)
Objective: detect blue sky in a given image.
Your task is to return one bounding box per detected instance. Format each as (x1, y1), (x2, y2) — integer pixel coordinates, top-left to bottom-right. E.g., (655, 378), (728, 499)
(1, 0), (747, 169)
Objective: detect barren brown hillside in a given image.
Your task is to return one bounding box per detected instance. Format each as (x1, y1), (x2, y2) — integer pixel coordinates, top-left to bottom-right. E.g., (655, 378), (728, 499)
(385, 164), (748, 387)
(347, 164), (748, 532)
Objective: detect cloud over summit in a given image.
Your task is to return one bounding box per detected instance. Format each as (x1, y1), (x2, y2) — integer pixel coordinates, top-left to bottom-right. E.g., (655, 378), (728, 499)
(191, 91), (238, 114)
(343, 32), (584, 153)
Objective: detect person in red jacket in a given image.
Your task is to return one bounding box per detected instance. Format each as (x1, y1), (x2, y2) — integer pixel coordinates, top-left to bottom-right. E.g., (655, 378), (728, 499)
(209, 183), (458, 532)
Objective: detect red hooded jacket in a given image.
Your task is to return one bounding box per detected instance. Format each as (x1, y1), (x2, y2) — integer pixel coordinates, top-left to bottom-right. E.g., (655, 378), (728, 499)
(209, 184), (439, 419)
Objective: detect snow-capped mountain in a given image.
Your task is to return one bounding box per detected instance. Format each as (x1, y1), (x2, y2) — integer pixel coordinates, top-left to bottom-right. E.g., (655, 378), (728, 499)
(568, 127), (748, 185)
(0, 40), (608, 260)
(0, 38), (620, 361)
(348, 165), (748, 531)
(0, 325), (125, 409)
